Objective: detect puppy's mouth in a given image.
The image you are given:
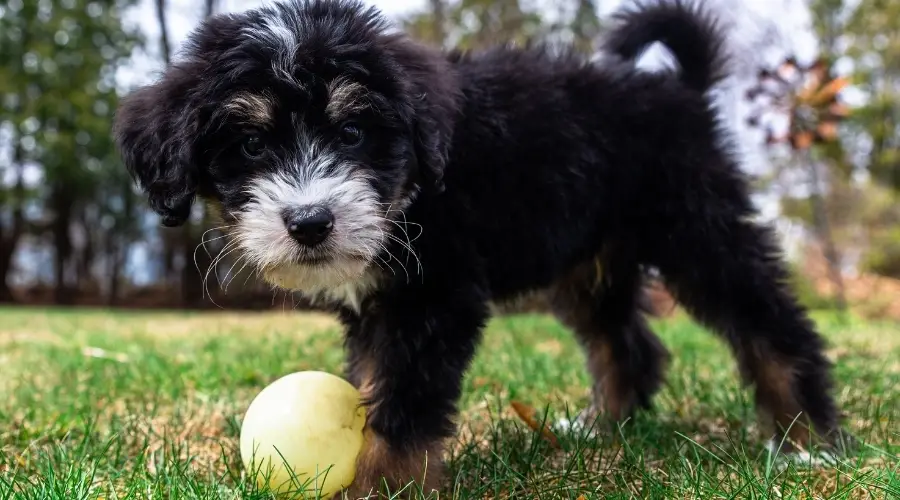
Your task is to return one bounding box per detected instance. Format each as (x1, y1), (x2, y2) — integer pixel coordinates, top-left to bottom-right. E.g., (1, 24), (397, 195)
(294, 253), (333, 266)
(260, 253), (374, 292)
(293, 251), (372, 266)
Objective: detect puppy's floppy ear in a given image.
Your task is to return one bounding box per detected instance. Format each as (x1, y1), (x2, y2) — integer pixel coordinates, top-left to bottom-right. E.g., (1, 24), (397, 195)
(113, 65), (203, 228)
(410, 89), (456, 194)
(387, 38), (461, 194)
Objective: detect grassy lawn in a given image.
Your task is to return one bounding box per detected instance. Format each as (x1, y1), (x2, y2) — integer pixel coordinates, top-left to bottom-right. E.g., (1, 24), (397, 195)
(0, 306), (898, 499)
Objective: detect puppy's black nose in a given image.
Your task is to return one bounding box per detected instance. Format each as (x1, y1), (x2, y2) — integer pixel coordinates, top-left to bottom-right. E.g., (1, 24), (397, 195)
(283, 206), (335, 246)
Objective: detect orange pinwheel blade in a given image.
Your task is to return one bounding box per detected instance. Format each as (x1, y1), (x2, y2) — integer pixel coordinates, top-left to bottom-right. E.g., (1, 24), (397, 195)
(810, 77), (849, 105)
(792, 131), (815, 149)
(828, 102), (852, 118)
(817, 121), (839, 141)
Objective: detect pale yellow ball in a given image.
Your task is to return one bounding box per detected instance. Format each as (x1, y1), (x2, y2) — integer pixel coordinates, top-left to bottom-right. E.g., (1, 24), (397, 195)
(239, 371), (366, 498)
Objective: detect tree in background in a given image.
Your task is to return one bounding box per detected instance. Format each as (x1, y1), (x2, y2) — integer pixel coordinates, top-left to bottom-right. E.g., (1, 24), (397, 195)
(1, 0), (898, 312)
(738, 0), (900, 319)
(775, 0), (900, 281)
(569, 0), (603, 52)
(844, 0), (900, 194)
(841, 0), (900, 278)
(0, 0), (140, 303)
(746, 57), (851, 310)
(147, 0), (223, 307)
(402, 0), (600, 52)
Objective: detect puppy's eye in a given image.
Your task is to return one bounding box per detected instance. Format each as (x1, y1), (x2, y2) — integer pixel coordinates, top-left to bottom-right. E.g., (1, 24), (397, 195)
(339, 122), (364, 147)
(241, 135), (266, 158)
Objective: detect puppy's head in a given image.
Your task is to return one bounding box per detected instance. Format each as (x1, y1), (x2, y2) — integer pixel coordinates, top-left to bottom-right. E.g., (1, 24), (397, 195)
(114, 0), (459, 293)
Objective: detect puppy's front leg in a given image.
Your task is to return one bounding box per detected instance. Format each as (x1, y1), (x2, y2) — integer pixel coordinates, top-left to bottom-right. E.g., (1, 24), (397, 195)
(337, 288), (488, 499)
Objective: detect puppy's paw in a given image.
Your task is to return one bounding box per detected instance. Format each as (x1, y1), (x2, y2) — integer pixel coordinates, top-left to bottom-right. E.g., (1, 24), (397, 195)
(765, 427), (858, 470)
(553, 397), (638, 438)
(333, 431), (443, 499)
(765, 438), (838, 469)
(554, 404), (602, 437)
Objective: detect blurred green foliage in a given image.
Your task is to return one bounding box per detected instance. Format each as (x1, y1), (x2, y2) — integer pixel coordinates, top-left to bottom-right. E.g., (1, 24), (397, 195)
(0, 0), (899, 309)
(0, 0), (141, 301)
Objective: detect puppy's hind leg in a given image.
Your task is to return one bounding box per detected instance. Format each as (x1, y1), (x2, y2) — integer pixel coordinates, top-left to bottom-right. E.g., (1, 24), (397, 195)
(645, 184), (847, 455)
(550, 254), (670, 431)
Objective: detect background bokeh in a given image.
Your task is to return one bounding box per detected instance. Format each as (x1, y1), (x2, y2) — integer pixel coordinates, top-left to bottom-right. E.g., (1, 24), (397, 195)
(1, 0), (898, 319)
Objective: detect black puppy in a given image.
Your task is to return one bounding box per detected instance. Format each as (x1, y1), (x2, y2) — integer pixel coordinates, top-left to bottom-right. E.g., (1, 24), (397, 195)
(113, 0), (845, 496)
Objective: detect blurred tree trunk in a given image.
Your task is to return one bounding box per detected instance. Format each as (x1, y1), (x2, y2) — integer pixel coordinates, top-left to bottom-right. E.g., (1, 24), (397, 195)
(428, 0), (446, 45)
(0, 143), (26, 304)
(804, 150), (847, 312)
(2, 0), (139, 305)
(163, 234), (177, 287)
(77, 209), (94, 288)
(108, 234), (123, 307)
(181, 221), (203, 307)
(571, 0), (601, 52)
(845, 0), (900, 194)
(153, 0), (179, 295)
(109, 176), (136, 306)
(50, 185), (75, 305)
(153, 0), (204, 307)
(0, 17), (31, 304)
(177, 0), (221, 307)
(155, 0), (171, 65)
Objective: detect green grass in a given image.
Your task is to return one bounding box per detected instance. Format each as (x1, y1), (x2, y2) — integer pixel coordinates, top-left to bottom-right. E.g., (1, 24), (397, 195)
(0, 306), (898, 499)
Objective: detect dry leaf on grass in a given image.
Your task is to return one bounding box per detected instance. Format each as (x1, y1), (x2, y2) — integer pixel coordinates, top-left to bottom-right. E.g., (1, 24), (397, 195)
(510, 400), (560, 449)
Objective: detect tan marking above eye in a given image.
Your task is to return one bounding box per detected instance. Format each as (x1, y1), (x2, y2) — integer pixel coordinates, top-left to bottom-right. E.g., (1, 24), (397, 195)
(224, 92), (275, 125)
(326, 77), (370, 120)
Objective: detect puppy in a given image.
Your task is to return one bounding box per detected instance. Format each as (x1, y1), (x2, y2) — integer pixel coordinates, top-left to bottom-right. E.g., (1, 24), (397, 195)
(114, 0), (846, 496)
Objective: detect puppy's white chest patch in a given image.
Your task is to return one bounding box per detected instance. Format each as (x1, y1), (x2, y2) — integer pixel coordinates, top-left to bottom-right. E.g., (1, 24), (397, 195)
(307, 269), (382, 313)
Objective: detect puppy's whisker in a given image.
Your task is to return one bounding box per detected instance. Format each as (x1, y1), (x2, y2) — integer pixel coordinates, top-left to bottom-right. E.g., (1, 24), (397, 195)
(204, 243), (242, 300)
(389, 218), (423, 232)
(374, 250), (396, 277)
(356, 239), (389, 274)
(202, 239), (240, 301)
(375, 230), (410, 283)
(386, 218), (423, 258)
(351, 237), (380, 264)
(223, 254), (253, 294)
(194, 228), (234, 282)
(199, 225), (234, 247)
(206, 239), (240, 276)
(230, 255), (263, 294)
(242, 265), (258, 289)
(383, 232), (423, 277)
(394, 211), (423, 242)
(373, 256), (390, 274)
(209, 245), (242, 290)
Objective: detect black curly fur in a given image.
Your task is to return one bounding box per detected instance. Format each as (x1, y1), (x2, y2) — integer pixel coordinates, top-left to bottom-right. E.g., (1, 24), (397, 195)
(114, 0), (846, 490)
(603, 0), (729, 92)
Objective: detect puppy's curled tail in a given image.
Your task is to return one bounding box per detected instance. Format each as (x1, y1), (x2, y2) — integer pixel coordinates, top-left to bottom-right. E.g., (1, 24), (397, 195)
(603, 0), (729, 93)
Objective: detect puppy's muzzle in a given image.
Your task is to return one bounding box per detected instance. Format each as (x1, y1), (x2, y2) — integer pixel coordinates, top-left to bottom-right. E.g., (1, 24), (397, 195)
(282, 204), (335, 247)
